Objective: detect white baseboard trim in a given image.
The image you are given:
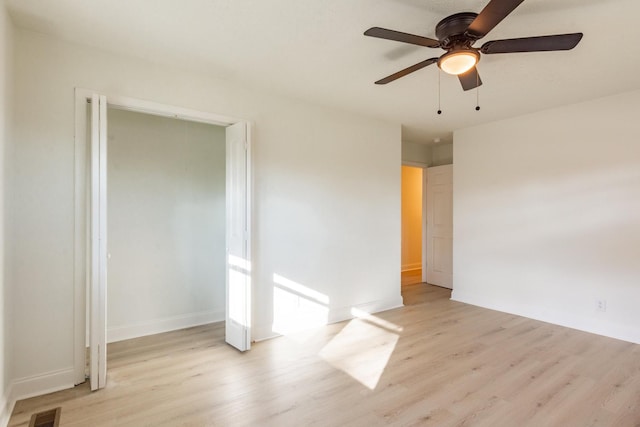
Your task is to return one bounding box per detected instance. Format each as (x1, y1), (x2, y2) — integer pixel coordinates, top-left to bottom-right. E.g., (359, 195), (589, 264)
(252, 331), (280, 343)
(10, 367), (76, 409)
(328, 296), (405, 324)
(0, 384), (14, 427)
(451, 290), (640, 345)
(252, 296), (405, 342)
(107, 309), (225, 343)
(401, 263), (422, 273)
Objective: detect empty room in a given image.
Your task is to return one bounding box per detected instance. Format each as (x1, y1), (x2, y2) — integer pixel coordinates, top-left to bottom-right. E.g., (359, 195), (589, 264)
(0, 0), (639, 426)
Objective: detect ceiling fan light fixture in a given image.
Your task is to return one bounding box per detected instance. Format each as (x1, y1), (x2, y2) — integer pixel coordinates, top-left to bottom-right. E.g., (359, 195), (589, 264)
(438, 49), (480, 75)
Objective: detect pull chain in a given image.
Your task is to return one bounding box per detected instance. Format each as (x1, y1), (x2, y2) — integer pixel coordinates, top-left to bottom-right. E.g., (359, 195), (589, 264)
(475, 71), (481, 111)
(437, 69), (442, 115)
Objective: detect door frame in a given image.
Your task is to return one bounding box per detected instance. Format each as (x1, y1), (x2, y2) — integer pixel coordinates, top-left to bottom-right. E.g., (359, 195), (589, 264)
(73, 88), (253, 386)
(401, 161), (428, 283)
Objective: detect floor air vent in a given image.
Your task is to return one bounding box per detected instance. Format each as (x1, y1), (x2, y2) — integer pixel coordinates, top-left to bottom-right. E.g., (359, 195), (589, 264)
(29, 407), (61, 427)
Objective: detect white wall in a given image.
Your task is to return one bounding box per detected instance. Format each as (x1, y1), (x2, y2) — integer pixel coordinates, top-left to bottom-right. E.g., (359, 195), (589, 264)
(0, 2), (12, 425)
(107, 109), (226, 343)
(430, 143), (453, 166)
(453, 89), (640, 344)
(8, 28), (402, 398)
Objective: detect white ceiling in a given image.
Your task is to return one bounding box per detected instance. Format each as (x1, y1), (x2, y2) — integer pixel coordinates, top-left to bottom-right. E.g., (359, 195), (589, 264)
(6, 0), (640, 144)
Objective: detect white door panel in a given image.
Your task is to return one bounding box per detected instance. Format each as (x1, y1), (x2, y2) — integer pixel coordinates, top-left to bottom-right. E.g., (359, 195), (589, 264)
(90, 94), (108, 390)
(225, 122), (251, 351)
(426, 165), (453, 289)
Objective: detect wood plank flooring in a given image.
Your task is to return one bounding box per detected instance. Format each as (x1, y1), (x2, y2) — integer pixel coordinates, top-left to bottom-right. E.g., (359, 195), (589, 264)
(9, 283), (640, 426)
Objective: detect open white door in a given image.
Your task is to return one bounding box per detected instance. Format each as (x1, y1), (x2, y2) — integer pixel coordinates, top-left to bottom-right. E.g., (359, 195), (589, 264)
(426, 164), (453, 289)
(225, 122), (251, 351)
(90, 94), (108, 390)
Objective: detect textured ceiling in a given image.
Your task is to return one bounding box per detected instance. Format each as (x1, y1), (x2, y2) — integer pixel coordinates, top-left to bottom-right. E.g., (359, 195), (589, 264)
(6, 0), (640, 144)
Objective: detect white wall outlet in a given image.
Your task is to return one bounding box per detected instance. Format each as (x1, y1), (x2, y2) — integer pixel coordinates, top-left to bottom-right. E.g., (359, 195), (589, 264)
(596, 299), (607, 312)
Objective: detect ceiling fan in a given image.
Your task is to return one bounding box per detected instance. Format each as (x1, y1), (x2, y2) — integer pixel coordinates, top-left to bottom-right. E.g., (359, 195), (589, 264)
(365, 0), (583, 91)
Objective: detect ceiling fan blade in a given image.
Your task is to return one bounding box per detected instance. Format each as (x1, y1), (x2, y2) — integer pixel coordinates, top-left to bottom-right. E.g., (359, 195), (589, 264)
(364, 27), (440, 48)
(458, 67), (483, 91)
(481, 33), (583, 54)
(375, 58), (439, 84)
(466, 0), (525, 39)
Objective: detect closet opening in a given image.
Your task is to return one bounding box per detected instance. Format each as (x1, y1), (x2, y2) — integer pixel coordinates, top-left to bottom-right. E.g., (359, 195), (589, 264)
(74, 90), (252, 390)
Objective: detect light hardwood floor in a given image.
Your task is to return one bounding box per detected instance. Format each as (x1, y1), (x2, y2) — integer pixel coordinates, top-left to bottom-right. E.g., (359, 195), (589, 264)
(9, 283), (640, 426)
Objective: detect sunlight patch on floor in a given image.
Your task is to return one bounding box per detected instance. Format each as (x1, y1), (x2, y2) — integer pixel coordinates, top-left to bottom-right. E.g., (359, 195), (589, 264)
(350, 307), (404, 333)
(319, 311), (400, 390)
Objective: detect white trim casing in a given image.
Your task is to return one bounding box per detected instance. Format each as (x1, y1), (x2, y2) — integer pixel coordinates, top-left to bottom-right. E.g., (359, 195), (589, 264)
(104, 94), (240, 127)
(246, 122), (253, 342)
(73, 88), (90, 385)
(89, 93), (101, 390)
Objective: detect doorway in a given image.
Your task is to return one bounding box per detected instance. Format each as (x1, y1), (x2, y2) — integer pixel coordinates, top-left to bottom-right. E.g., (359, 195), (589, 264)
(73, 90), (252, 390)
(106, 108), (226, 343)
(400, 162), (454, 292)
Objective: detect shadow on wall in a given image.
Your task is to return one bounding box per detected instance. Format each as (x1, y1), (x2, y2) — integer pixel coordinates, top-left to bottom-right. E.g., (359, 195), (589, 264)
(401, 140), (453, 167)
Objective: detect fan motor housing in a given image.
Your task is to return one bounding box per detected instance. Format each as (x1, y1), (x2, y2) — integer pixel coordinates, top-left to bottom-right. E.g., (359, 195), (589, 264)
(435, 12), (478, 49)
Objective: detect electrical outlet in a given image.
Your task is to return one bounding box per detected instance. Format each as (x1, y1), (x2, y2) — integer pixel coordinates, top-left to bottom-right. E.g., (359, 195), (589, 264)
(596, 299), (607, 312)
